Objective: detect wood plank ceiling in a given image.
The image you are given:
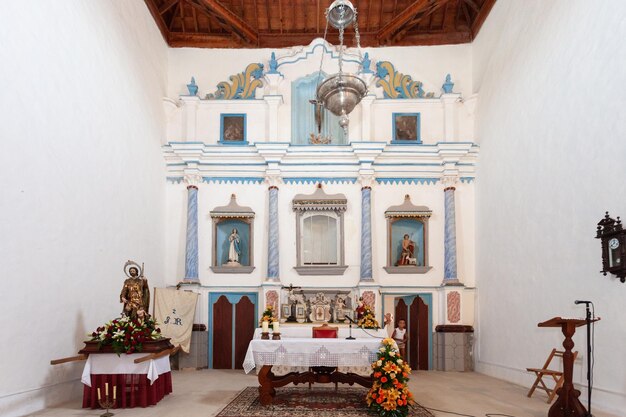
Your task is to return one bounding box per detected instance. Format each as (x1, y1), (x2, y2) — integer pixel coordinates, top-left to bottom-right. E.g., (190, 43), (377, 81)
(144, 0), (496, 48)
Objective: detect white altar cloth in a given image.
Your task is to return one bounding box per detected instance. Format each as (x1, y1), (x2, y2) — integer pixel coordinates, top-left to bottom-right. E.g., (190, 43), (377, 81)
(81, 354), (171, 386)
(242, 338), (381, 374)
(253, 326), (389, 340)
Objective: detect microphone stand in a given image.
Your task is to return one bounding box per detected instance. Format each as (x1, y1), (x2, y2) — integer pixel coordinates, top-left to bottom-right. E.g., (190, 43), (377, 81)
(345, 315), (356, 340)
(346, 322), (355, 340)
(584, 303), (592, 417)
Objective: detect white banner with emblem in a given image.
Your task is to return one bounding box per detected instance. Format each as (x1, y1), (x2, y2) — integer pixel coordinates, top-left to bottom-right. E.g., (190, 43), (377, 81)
(154, 288), (199, 353)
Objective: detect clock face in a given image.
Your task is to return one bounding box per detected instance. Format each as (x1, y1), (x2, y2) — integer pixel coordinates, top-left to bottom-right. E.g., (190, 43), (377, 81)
(609, 238), (620, 250)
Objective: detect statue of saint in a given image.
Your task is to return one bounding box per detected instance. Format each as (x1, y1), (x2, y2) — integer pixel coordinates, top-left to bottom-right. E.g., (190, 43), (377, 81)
(228, 228), (241, 264)
(120, 260), (150, 319)
(397, 234), (417, 266)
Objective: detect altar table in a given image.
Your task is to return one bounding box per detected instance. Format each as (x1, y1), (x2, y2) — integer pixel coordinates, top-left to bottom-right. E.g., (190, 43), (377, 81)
(81, 353), (172, 409)
(243, 338), (381, 405)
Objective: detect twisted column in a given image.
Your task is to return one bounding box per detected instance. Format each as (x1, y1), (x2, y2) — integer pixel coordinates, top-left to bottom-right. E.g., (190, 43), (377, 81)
(184, 185), (199, 282)
(267, 186), (280, 281)
(360, 186), (373, 282)
(443, 186), (459, 285)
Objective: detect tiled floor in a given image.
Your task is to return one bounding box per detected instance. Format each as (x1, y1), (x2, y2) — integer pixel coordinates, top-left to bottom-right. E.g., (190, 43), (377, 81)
(29, 370), (620, 417)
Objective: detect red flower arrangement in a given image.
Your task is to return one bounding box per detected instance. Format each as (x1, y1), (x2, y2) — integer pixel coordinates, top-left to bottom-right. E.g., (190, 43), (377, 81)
(366, 337), (413, 417)
(89, 316), (162, 355)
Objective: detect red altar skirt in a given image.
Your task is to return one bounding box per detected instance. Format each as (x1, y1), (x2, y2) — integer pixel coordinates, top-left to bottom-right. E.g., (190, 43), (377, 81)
(82, 372), (172, 408)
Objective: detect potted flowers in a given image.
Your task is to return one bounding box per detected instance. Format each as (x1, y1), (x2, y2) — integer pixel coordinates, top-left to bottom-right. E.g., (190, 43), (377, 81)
(357, 305), (380, 329)
(87, 316), (163, 355)
(366, 338), (413, 417)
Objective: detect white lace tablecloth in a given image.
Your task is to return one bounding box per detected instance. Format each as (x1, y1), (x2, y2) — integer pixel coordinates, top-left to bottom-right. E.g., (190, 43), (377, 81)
(81, 354), (171, 386)
(242, 338), (381, 374)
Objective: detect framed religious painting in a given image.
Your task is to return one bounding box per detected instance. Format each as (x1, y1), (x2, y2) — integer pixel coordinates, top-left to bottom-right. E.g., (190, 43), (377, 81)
(220, 113), (247, 144)
(392, 113), (421, 144)
(384, 195), (432, 274)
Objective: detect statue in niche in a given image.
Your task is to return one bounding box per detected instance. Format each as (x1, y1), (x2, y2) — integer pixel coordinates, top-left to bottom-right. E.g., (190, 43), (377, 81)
(120, 260), (150, 319)
(397, 233), (418, 266)
(225, 228), (242, 266)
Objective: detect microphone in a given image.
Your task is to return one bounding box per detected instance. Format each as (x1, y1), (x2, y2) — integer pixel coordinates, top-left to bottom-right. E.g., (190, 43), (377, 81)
(575, 300), (592, 305)
(344, 315), (356, 324)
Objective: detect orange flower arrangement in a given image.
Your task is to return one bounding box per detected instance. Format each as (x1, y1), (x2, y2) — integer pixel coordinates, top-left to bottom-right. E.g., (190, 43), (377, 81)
(366, 338), (413, 417)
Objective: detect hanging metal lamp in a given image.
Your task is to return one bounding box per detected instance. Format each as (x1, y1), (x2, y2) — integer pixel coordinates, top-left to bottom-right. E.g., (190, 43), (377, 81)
(315, 0), (367, 135)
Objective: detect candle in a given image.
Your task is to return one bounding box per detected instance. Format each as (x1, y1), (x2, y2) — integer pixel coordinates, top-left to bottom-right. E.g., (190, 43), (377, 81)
(97, 388), (101, 401)
(262, 321), (269, 333)
(272, 321), (280, 333)
(113, 386), (116, 400)
(105, 382), (108, 397)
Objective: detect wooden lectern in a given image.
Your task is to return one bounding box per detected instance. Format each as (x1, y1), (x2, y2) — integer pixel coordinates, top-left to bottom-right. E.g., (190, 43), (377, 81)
(538, 317), (599, 417)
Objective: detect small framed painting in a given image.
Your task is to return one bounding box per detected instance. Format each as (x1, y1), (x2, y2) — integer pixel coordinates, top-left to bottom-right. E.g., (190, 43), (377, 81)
(220, 113), (247, 144)
(392, 113), (421, 143)
(281, 304), (291, 318)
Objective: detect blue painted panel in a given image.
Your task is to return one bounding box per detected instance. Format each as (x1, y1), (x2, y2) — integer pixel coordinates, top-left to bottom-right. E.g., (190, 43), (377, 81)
(391, 219), (425, 267)
(291, 72), (346, 145)
(216, 220), (251, 266)
(208, 292), (258, 369)
(219, 113), (248, 145)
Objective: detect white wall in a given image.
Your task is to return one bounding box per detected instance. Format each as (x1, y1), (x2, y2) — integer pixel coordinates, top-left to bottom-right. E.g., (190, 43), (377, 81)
(0, 2), (168, 416)
(473, 1), (626, 414)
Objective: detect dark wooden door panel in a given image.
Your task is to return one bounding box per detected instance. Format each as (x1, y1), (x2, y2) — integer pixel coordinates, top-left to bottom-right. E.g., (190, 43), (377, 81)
(234, 296), (255, 370)
(408, 298), (419, 370)
(410, 296), (429, 370)
(213, 295), (233, 369)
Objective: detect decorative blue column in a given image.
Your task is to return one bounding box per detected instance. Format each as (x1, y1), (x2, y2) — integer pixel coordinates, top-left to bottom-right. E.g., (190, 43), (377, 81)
(443, 186), (459, 284)
(184, 185), (199, 282)
(360, 186), (373, 282)
(267, 186), (280, 281)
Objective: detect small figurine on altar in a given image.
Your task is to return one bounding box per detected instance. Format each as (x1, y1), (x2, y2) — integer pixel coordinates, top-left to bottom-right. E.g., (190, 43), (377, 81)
(355, 297), (366, 320)
(120, 260), (150, 319)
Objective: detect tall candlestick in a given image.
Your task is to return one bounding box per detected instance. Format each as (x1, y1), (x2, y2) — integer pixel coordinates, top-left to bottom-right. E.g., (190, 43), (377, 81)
(272, 321), (280, 333)
(262, 321), (269, 333)
(105, 382), (108, 397)
(97, 388), (101, 400)
(113, 385), (116, 400)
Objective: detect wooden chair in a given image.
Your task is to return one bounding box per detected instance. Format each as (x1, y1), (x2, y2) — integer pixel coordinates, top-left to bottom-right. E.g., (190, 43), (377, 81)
(311, 323), (339, 389)
(526, 348), (578, 403)
(312, 323), (339, 338)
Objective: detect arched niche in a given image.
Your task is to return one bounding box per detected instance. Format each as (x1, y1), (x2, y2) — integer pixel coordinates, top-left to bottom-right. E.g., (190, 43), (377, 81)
(210, 194), (255, 273)
(384, 195), (432, 274)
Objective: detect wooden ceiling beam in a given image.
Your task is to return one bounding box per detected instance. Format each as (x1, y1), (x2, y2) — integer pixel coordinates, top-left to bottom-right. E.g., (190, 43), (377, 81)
(159, 0), (179, 14)
(393, 0), (449, 42)
(143, 0), (170, 42)
(461, 0), (480, 14)
(167, 29), (472, 48)
(377, 0), (447, 42)
(195, 0), (259, 44)
(470, 0), (496, 39)
(168, 32), (242, 47)
(179, 0), (186, 32)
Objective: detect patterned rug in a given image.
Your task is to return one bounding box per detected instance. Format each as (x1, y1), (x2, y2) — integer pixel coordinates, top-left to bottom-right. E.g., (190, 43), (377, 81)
(215, 387), (434, 417)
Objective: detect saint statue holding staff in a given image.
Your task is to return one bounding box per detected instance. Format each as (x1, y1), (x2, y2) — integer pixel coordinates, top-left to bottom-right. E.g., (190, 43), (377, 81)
(120, 260), (150, 319)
